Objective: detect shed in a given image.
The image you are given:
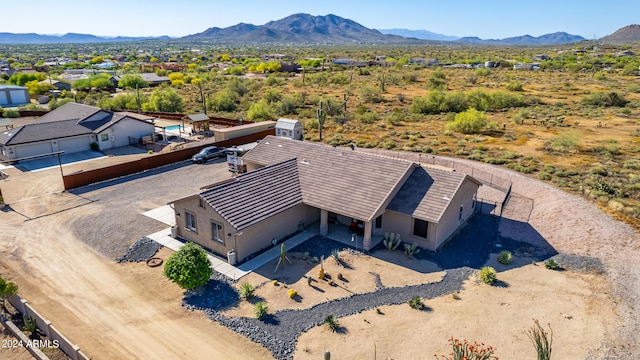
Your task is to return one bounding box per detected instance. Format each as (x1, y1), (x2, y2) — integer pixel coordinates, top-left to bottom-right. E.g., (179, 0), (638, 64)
(0, 85), (29, 107)
(275, 118), (303, 140)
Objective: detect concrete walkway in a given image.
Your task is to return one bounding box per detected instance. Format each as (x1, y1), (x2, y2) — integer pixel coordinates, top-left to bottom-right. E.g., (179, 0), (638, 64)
(143, 205), (319, 280)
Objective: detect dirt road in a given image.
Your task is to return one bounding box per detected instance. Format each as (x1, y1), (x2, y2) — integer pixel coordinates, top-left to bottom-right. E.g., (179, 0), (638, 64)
(0, 159), (275, 359)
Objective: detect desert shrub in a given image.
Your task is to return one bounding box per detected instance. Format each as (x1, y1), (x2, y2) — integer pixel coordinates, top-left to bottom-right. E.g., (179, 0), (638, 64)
(329, 73), (350, 85)
(254, 301), (268, 320)
(627, 83), (640, 93)
(506, 80), (524, 91)
(476, 67), (490, 77)
(623, 159), (640, 170)
(359, 85), (383, 103)
(526, 319), (553, 360)
(511, 108), (530, 124)
(408, 296), (424, 310)
(589, 164), (608, 176)
(207, 89), (238, 112)
(428, 69), (447, 90)
(2, 109), (19, 118)
(593, 72), (607, 81)
(436, 337), (497, 360)
(549, 131), (581, 152)
(381, 139), (396, 149)
(582, 91), (629, 107)
(23, 316), (37, 334)
(478, 266), (497, 284)
(447, 108), (487, 134)
(324, 315), (339, 332)
(544, 259), (558, 270)
(537, 172), (552, 180)
(331, 249), (341, 265)
(385, 110), (405, 126)
(497, 251), (513, 265)
(239, 282), (255, 300)
(358, 111), (380, 124)
(262, 88), (282, 104)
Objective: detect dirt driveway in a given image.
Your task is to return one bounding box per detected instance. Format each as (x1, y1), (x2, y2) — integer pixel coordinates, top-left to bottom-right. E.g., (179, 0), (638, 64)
(0, 158), (275, 359)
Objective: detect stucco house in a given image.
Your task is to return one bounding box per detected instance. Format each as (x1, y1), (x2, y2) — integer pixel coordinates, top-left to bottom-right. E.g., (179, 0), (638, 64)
(0, 102), (154, 159)
(170, 136), (481, 263)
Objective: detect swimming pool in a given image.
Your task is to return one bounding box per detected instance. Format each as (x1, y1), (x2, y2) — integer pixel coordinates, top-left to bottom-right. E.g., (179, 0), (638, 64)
(165, 125), (182, 131)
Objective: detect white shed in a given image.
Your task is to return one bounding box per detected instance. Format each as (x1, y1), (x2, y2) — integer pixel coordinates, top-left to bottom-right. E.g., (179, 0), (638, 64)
(275, 118), (303, 140)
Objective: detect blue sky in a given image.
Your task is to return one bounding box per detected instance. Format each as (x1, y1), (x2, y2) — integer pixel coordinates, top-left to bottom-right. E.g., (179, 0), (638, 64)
(2, 0), (636, 39)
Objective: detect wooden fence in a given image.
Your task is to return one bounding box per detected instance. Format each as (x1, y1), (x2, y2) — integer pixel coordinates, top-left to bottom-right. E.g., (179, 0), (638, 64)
(62, 128), (274, 190)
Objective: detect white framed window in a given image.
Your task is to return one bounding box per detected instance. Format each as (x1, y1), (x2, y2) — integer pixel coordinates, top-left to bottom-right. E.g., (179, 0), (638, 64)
(185, 211), (197, 232)
(211, 222), (223, 243)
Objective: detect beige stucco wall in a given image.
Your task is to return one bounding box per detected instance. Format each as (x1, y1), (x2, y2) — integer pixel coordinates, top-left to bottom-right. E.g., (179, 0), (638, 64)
(173, 196), (319, 262)
(432, 179), (479, 249)
(383, 210), (437, 250)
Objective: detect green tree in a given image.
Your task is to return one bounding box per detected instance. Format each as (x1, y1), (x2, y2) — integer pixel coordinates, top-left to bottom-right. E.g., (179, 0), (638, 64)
(24, 80), (53, 96)
(247, 99), (275, 121)
(0, 275), (18, 314)
(163, 242), (212, 289)
(447, 108), (487, 134)
(118, 74), (148, 89)
(8, 72), (45, 86)
(143, 87), (184, 113)
(207, 90), (237, 112)
(262, 88), (282, 104)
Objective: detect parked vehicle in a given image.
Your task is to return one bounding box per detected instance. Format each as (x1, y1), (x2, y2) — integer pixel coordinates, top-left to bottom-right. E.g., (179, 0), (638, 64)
(191, 146), (226, 163)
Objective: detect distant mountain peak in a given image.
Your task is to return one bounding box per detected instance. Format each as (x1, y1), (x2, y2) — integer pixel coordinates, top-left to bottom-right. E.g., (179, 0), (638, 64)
(184, 13), (418, 45)
(600, 24), (640, 44)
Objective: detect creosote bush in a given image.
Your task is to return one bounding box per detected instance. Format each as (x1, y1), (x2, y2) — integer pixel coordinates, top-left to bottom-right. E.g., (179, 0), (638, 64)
(478, 266), (497, 285)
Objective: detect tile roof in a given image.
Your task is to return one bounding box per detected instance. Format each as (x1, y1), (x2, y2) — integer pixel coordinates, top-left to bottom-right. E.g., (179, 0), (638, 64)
(387, 166), (474, 223)
(0, 119), (93, 145)
(36, 102), (102, 123)
(200, 158), (303, 231)
(0, 102), (152, 145)
(242, 136), (415, 222)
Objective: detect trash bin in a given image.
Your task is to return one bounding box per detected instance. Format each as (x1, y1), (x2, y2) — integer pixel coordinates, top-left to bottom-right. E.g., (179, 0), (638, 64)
(170, 226), (178, 238)
(227, 250), (237, 265)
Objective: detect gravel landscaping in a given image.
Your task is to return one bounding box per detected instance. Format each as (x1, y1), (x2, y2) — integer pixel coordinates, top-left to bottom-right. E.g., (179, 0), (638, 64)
(116, 237), (163, 263)
(182, 214), (552, 360)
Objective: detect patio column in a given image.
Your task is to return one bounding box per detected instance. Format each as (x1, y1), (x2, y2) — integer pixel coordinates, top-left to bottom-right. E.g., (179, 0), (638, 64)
(320, 209), (328, 236)
(363, 221), (372, 250)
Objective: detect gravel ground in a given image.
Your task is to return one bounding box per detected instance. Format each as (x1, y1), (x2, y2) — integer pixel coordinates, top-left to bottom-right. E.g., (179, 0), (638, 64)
(116, 237), (163, 263)
(183, 214), (609, 360)
(184, 266), (473, 360)
(66, 159), (231, 259)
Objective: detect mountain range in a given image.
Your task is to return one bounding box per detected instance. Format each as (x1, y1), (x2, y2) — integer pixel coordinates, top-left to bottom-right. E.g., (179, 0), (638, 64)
(0, 14), (637, 45)
(0, 32), (170, 44)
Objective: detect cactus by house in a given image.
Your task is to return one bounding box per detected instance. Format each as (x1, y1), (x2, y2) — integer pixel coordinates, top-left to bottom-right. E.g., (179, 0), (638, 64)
(383, 232), (401, 251)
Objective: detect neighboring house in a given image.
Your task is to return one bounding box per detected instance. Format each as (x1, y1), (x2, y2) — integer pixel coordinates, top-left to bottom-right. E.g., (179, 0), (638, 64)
(0, 102), (154, 159)
(275, 118), (303, 140)
(0, 85), (29, 107)
(170, 136), (480, 263)
(39, 79), (72, 92)
(112, 73), (170, 88)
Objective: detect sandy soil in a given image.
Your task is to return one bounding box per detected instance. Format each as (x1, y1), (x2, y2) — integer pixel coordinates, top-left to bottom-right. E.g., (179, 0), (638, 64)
(294, 256), (615, 360)
(0, 197), (274, 359)
(224, 250), (443, 316)
(1, 145), (638, 359)
(0, 330), (33, 360)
